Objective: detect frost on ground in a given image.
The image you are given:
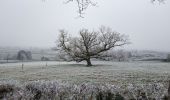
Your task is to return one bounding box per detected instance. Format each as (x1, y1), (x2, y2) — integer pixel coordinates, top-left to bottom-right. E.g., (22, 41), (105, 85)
(0, 61), (169, 84)
(0, 61), (170, 99)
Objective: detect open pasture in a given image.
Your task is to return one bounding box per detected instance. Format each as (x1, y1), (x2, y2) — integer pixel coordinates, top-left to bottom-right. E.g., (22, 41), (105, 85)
(0, 61), (169, 84)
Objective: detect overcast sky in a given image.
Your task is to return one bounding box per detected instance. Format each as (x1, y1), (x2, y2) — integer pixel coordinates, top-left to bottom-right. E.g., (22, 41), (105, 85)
(0, 0), (170, 52)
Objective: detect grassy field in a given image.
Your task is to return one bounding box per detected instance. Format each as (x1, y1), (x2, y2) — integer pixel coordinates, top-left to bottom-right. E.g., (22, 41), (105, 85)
(0, 61), (170, 99)
(0, 61), (169, 85)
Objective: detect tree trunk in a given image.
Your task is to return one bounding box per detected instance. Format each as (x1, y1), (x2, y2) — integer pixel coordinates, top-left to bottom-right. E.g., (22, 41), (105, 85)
(86, 58), (92, 66)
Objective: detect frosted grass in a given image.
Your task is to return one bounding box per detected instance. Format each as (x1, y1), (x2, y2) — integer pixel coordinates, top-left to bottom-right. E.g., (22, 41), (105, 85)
(0, 61), (170, 84)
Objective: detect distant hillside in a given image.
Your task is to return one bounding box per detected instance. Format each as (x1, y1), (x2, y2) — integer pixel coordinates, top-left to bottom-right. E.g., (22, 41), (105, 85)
(0, 47), (57, 62)
(0, 47), (169, 63)
(130, 50), (169, 61)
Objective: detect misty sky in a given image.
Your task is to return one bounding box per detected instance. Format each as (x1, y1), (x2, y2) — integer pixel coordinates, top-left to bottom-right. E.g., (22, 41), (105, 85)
(0, 0), (170, 52)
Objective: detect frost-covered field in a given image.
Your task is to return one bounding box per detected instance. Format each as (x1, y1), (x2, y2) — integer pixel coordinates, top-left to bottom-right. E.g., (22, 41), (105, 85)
(0, 61), (170, 84)
(0, 61), (170, 99)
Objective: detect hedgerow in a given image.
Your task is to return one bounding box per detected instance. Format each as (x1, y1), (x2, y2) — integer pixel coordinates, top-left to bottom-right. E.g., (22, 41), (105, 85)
(0, 80), (169, 100)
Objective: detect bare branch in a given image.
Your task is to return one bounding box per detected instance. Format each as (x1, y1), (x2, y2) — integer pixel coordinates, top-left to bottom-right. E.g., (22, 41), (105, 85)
(65, 0), (97, 17)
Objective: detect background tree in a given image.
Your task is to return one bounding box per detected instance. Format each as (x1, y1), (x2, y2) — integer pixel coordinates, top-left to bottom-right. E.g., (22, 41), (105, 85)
(65, 0), (96, 17)
(114, 50), (130, 62)
(57, 26), (129, 66)
(17, 50), (32, 60)
(167, 54), (170, 62)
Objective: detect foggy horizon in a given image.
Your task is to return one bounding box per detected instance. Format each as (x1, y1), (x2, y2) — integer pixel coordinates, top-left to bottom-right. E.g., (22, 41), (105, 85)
(0, 0), (170, 52)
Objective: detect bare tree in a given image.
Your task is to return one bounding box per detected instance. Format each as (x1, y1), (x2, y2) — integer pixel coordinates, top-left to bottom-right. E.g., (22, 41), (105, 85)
(167, 54), (170, 62)
(57, 26), (129, 66)
(65, 0), (96, 17)
(115, 50), (127, 62)
(17, 50), (32, 60)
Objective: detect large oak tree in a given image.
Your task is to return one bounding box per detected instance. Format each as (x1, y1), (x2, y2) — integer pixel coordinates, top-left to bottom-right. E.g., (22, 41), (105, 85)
(57, 26), (129, 66)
